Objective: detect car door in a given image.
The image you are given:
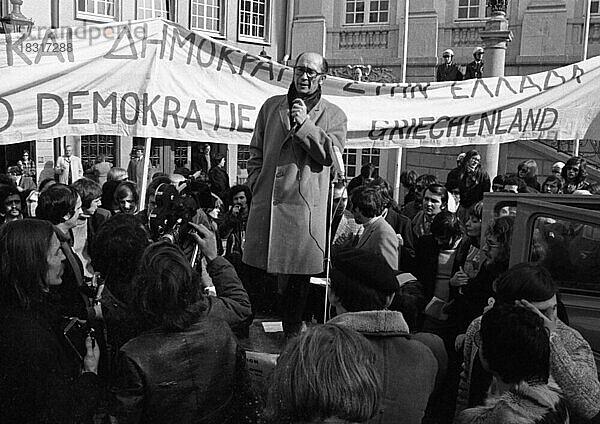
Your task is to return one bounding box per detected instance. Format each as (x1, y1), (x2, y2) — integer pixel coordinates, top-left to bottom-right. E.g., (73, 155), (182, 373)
(508, 198), (600, 368)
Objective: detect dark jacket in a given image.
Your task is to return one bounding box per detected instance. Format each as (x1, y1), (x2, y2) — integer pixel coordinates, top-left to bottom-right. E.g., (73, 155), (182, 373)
(446, 166), (464, 188)
(384, 206), (415, 271)
(208, 166), (230, 198)
(453, 260), (508, 333)
(111, 315), (254, 424)
(464, 60), (484, 80)
(330, 310), (438, 424)
(414, 234), (463, 305)
(0, 303), (100, 424)
(101, 256), (252, 375)
(459, 170), (491, 209)
(436, 63), (463, 82)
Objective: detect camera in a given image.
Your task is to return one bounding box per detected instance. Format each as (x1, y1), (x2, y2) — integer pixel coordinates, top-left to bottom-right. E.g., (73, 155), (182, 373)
(148, 183), (197, 244)
(63, 317), (96, 362)
(148, 178), (216, 243)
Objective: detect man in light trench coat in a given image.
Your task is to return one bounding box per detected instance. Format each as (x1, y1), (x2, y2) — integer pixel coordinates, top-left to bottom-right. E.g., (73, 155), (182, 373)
(243, 52), (347, 335)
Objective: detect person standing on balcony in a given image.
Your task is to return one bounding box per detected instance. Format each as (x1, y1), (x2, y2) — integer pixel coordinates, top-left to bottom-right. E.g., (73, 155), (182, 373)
(464, 47), (484, 79)
(436, 49), (463, 82)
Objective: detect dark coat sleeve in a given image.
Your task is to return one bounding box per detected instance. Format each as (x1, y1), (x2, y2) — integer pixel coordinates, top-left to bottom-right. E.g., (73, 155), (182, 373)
(204, 256), (252, 331)
(111, 352), (145, 424)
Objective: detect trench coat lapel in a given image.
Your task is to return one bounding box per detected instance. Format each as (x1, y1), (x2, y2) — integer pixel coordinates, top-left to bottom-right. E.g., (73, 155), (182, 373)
(278, 98), (291, 132)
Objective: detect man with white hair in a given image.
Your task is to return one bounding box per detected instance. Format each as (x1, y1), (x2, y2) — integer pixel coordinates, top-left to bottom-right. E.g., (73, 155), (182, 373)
(436, 49), (463, 82)
(55, 145), (83, 184)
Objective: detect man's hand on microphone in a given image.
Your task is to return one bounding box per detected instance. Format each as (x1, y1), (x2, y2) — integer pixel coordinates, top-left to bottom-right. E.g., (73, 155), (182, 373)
(291, 99), (308, 127)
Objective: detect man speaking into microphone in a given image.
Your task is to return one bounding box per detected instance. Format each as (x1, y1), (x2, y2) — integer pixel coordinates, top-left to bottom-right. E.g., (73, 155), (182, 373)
(243, 52), (347, 336)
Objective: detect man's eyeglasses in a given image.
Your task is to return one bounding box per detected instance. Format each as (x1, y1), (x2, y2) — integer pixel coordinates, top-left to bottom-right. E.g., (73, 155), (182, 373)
(294, 66), (324, 79)
(566, 166), (580, 172)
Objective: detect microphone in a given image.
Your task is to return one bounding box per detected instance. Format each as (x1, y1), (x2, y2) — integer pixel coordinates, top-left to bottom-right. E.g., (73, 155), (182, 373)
(290, 98), (305, 132)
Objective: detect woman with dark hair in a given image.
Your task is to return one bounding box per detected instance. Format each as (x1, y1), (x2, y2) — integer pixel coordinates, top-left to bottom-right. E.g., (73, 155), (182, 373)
(36, 184), (94, 321)
(208, 152), (230, 199)
(541, 174), (564, 194)
(456, 263), (600, 422)
(114, 181), (139, 215)
(451, 201), (485, 286)
(451, 216), (514, 334)
(457, 150), (491, 221)
(111, 231), (253, 424)
(91, 213), (152, 366)
(0, 220), (101, 423)
(101, 179), (120, 214)
(561, 156), (591, 194)
(264, 324), (381, 424)
(517, 159), (541, 191)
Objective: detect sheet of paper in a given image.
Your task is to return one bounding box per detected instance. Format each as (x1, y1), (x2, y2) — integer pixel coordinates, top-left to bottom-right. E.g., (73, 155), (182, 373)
(262, 321), (284, 333)
(310, 277), (329, 287)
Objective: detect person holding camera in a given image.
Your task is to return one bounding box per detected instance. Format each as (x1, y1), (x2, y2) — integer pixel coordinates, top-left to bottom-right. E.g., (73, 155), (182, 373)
(111, 222), (254, 424)
(0, 220), (101, 424)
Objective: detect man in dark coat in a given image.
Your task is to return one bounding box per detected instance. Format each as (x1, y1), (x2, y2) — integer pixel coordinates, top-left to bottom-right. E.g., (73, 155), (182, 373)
(464, 47), (484, 79)
(243, 52), (347, 336)
(436, 49), (463, 82)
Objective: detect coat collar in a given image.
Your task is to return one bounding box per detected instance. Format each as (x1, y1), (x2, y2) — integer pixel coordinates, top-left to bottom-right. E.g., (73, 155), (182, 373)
(329, 310), (410, 335)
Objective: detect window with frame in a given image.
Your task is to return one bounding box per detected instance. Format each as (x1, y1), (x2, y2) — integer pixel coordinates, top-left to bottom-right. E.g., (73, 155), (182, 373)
(238, 0), (270, 42)
(592, 1), (599, 14)
(137, 0), (170, 19)
(237, 145), (250, 171)
(76, 0), (117, 20)
(343, 148), (380, 178)
(191, 0), (224, 34)
(529, 215), (600, 293)
(457, 0), (483, 20)
(80, 135), (118, 171)
(345, 0), (389, 25)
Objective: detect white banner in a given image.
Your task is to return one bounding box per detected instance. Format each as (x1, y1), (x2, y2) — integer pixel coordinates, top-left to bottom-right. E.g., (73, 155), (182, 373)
(1, 18), (600, 148)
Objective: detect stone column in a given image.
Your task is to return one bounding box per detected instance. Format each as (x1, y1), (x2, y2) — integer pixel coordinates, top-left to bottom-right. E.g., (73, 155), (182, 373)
(478, 2), (513, 178)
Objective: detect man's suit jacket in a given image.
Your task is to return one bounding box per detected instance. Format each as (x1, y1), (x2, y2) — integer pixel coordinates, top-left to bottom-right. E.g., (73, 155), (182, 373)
(355, 216), (399, 270)
(56, 155), (83, 184)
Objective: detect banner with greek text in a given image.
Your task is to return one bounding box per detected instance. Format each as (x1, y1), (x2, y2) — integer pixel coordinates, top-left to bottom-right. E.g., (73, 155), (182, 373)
(1, 18), (600, 148)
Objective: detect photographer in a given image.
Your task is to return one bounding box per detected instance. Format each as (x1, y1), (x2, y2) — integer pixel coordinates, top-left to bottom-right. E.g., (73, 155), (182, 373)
(111, 223), (254, 424)
(0, 220), (101, 423)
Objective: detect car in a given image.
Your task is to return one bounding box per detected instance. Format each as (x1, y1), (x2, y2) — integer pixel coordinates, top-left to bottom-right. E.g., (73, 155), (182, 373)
(482, 192), (600, 369)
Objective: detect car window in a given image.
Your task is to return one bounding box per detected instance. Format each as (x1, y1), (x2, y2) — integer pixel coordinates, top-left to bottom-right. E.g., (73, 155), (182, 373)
(529, 215), (600, 294)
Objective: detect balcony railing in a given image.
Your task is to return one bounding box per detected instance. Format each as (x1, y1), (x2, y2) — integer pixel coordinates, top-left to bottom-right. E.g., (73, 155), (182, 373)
(451, 25), (485, 47)
(338, 29), (390, 50)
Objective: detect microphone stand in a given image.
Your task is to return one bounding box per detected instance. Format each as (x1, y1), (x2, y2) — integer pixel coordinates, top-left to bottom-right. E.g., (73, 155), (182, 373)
(323, 171), (347, 323)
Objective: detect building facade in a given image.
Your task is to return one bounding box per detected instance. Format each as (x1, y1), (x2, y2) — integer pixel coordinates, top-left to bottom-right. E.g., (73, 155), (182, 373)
(0, 0), (291, 185)
(289, 0), (600, 184)
(1, 0), (598, 187)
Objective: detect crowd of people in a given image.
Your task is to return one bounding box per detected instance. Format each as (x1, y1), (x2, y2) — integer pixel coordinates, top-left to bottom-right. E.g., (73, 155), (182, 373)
(1, 49), (599, 424)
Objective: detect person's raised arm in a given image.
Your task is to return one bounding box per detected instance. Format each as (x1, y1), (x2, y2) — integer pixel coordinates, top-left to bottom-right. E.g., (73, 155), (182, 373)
(292, 100), (347, 166)
(188, 222), (252, 328)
